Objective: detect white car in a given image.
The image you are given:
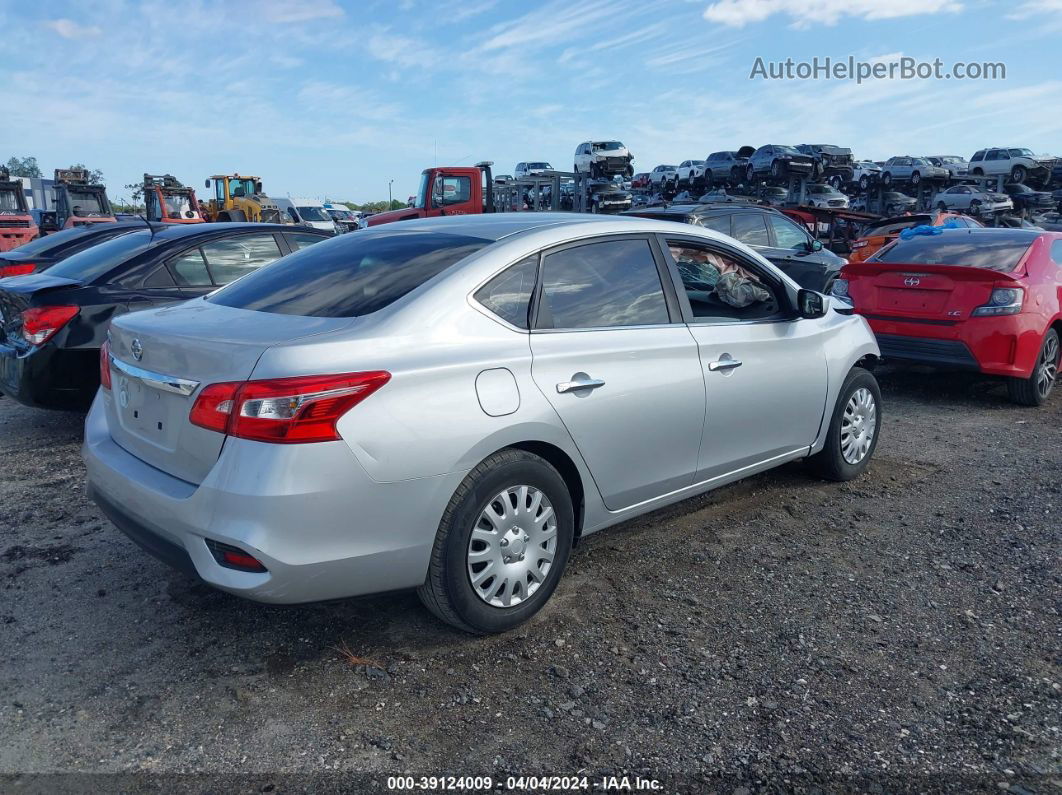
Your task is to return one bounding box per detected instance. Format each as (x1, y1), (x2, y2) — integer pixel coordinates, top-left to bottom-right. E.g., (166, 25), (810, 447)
(276, 197), (338, 233)
(804, 184), (850, 209)
(850, 161), (882, 191)
(931, 184), (1014, 214)
(514, 162), (554, 179)
(677, 160), (706, 186)
(649, 165), (679, 188)
(574, 141), (634, 179)
(969, 147), (1058, 186)
(926, 156), (969, 178)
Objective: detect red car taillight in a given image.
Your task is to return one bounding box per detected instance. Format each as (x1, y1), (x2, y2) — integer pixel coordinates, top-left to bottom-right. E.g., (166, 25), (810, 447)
(189, 371), (391, 444)
(99, 340), (112, 390)
(0, 263), (35, 278)
(21, 305), (79, 345)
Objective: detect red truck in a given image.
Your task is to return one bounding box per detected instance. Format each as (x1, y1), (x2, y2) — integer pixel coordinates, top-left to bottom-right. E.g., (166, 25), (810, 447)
(0, 168), (39, 252)
(367, 163), (502, 226)
(52, 168), (117, 231)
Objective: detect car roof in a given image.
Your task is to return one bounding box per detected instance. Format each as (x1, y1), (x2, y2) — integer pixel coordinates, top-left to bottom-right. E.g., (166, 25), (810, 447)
(144, 222), (305, 241)
(372, 213), (645, 241)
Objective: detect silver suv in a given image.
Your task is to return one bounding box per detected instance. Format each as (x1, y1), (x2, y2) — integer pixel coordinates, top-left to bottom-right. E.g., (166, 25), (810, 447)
(881, 157), (949, 187)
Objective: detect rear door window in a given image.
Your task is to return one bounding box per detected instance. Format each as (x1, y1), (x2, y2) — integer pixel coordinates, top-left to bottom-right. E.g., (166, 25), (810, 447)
(200, 233), (283, 285)
(698, 215), (731, 235)
(536, 238), (669, 329)
(287, 232), (328, 250)
(730, 213), (770, 246)
(209, 231), (490, 317)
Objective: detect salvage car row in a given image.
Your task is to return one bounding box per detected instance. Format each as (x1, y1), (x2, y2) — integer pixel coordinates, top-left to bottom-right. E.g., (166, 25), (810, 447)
(0, 166), (1059, 636)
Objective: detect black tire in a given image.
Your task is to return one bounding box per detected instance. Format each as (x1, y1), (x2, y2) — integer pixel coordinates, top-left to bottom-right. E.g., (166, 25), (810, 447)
(972, 168), (983, 177)
(1006, 328), (1059, 406)
(417, 449), (575, 634)
(911, 171), (921, 186)
(770, 160), (783, 179)
(1011, 165), (1027, 184)
(882, 172), (893, 187)
(970, 199), (982, 214)
(858, 175), (869, 191)
(807, 367), (881, 482)
(746, 164), (755, 183)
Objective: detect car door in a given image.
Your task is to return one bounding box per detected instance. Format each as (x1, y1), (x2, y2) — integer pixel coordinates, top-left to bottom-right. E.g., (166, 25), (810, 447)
(528, 235), (705, 510)
(762, 212), (835, 291)
(659, 235), (828, 481)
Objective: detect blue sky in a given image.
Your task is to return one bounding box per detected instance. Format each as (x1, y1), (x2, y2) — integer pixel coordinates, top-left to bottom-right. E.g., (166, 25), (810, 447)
(1, 0), (1060, 203)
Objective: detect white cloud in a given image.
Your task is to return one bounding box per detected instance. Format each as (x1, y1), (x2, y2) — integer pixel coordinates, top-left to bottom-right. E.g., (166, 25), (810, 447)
(703, 0), (963, 28)
(261, 0), (343, 23)
(45, 19), (102, 39)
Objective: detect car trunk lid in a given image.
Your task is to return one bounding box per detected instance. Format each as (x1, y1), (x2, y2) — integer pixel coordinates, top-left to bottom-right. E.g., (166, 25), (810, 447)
(845, 261), (1022, 322)
(0, 274), (81, 346)
(105, 300), (355, 484)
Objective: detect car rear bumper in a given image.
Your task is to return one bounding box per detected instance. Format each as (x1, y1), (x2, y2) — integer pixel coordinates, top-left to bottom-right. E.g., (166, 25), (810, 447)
(0, 342), (97, 409)
(82, 394), (465, 604)
(864, 315), (1044, 377)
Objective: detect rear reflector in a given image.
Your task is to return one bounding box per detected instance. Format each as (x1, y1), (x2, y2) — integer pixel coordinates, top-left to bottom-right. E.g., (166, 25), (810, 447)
(21, 305), (79, 345)
(99, 340), (112, 390)
(204, 539), (268, 573)
(189, 371), (391, 444)
(0, 263), (35, 278)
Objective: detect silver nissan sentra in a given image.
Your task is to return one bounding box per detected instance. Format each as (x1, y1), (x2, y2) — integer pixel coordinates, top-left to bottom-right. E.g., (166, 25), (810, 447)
(83, 213), (881, 633)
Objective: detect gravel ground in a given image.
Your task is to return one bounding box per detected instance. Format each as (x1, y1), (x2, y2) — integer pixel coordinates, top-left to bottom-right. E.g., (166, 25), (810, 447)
(0, 365), (1059, 793)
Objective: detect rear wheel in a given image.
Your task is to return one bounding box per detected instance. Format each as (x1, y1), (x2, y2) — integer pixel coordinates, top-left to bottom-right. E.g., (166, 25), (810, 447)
(1007, 328), (1059, 406)
(808, 367), (881, 481)
(417, 449), (575, 634)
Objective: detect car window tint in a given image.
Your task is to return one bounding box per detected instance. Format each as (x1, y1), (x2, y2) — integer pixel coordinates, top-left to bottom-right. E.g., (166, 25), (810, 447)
(288, 232), (327, 250)
(668, 242), (780, 322)
(210, 231), (490, 317)
(142, 264), (176, 288)
(698, 215), (731, 235)
(474, 256), (537, 329)
(871, 231), (1036, 271)
(538, 239), (668, 329)
(44, 230), (153, 283)
(730, 213), (770, 246)
(171, 248), (212, 286)
(201, 233), (283, 285)
(768, 215), (809, 249)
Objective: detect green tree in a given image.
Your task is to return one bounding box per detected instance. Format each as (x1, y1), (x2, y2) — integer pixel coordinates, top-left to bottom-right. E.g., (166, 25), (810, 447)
(4, 156), (42, 178)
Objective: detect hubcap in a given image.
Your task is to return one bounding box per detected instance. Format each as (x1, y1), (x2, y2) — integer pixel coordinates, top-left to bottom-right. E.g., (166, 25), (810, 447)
(1037, 334), (1059, 399)
(840, 387), (877, 465)
(467, 485), (557, 608)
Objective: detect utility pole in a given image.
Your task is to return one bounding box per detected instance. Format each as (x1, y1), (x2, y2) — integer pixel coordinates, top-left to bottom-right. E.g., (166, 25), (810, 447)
(388, 179), (394, 208)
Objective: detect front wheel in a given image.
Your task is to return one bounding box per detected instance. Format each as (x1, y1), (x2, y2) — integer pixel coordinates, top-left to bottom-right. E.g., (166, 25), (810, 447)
(911, 172), (921, 186)
(807, 367), (881, 481)
(417, 449), (575, 634)
(882, 172), (893, 187)
(1011, 165), (1027, 184)
(858, 175), (869, 191)
(1007, 328), (1059, 406)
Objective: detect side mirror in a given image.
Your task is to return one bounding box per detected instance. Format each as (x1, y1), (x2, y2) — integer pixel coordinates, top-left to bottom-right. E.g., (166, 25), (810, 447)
(255, 182), (263, 194)
(807, 238), (823, 252)
(798, 289), (827, 319)
(204, 179), (211, 189)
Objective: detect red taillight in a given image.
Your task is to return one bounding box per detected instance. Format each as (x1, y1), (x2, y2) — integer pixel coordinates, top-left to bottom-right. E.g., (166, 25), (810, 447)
(205, 539), (268, 573)
(21, 305), (79, 345)
(0, 263), (35, 278)
(100, 340), (112, 390)
(189, 371), (391, 444)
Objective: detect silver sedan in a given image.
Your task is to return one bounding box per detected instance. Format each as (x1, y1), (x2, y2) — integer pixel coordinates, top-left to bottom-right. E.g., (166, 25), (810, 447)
(84, 214), (882, 633)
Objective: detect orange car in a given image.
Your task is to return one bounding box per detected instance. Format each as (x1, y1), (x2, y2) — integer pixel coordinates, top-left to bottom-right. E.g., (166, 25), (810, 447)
(848, 212), (983, 263)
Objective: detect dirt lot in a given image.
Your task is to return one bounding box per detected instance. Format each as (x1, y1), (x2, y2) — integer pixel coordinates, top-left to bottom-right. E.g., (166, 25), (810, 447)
(0, 365), (1059, 793)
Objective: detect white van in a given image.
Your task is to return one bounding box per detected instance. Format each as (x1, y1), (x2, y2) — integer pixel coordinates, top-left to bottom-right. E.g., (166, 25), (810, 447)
(275, 197), (337, 233)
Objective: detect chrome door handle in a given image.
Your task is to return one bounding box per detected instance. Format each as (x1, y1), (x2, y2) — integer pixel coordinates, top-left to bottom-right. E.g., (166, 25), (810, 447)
(708, 357), (742, 372)
(556, 378), (606, 394)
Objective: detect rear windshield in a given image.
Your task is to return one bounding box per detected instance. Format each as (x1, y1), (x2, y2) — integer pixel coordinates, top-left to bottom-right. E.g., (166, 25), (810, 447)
(45, 230), (154, 282)
(862, 217), (931, 237)
(6, 225), (113, 256)
(208, 231), (491, 317)
(871, 231), (1037, 271)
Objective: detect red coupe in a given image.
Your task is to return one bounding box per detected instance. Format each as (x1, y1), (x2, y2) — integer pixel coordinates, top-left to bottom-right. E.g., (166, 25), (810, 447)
(835, 227), (1061, 405)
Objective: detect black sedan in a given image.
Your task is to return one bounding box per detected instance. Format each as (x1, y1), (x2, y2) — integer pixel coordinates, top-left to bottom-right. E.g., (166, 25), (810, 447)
(1004, 183), (1054, 212)
(622, 202), (846, 292)
(0, 223), (331, 409)
(0, 221), (150, 278)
